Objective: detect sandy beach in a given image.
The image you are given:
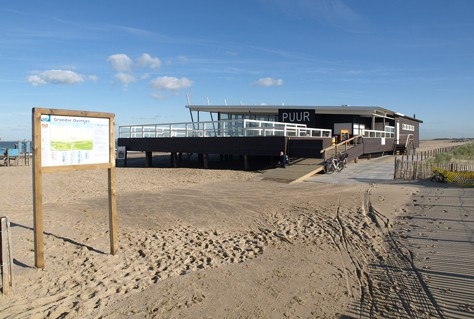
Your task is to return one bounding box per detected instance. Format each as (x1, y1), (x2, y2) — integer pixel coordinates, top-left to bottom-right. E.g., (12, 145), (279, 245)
(1, 140), (473, 318)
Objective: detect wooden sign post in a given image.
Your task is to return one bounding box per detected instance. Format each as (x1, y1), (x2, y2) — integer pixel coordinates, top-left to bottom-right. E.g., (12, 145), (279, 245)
(32, 108), (117, 269)
(1, 216), (13, 294)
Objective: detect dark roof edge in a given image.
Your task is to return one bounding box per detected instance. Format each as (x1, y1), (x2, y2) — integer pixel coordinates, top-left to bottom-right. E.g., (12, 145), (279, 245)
(186, 104), (423, 123)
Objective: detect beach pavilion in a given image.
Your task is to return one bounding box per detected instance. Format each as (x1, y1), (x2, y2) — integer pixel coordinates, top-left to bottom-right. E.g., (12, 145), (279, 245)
(117, 104), (422, 170)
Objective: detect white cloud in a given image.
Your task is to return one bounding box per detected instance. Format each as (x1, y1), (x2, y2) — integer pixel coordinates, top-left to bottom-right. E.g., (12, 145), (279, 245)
(107, 54), (132, 71)
(256, 77), (283, 87)
(136, 53), (161, 69)
(27, 69), (84, 86)
(115, 72), (136, 89)
(27, 75), (47, 86)
(150, 76), (194, 90)
(107, 53), (193, 95)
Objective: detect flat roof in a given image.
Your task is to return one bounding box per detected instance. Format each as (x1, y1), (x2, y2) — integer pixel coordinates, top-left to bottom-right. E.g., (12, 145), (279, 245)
(186, 105), (422, 122)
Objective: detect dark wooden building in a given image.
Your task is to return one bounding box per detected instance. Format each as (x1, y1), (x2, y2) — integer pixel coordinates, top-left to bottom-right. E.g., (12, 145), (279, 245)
(117, 105), (422, 169)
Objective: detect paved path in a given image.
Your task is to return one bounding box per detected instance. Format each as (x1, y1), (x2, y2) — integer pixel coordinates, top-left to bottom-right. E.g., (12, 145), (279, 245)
(305, 155), (395, 184)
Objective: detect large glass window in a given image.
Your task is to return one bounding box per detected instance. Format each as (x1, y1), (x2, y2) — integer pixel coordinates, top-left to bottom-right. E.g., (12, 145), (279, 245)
(217, 112), (278, 136)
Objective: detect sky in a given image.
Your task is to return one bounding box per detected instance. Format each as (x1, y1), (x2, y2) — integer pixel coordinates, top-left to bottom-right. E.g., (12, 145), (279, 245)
(1, 0), (473, 141)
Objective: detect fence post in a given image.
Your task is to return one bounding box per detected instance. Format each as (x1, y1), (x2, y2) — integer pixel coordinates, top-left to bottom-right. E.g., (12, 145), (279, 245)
(394, 157), (397, 179)
(399, 157), (402, 179)
(1, 216), (13, 294)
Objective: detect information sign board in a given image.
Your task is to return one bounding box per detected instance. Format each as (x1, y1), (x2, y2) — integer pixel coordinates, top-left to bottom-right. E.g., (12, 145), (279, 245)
(39, 114), (110, 167)
(32, 108), (117, 269)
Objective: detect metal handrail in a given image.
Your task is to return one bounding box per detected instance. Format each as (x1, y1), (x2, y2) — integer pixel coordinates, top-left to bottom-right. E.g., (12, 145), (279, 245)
(119, 119), (332, 139)
(320, 135), (363, 160)
(405, 133), (414, 148)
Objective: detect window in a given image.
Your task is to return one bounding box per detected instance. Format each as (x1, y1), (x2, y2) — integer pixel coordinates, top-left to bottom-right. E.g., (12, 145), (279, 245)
(402, 123), (414, 131)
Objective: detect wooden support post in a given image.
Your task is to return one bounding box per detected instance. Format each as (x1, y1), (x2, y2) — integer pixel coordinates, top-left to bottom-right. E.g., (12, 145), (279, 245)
(108, 168), (118, 255)
(243, 155), (249, 171)
(32, 118), (45, 269)
(175, 152), (179, 167)
(203, 153), (209, 169)
(198, 153), (203, 166)
(1, 216), (13, 294)
(170, 152), (178, 168)
(145, 151), (152, 167)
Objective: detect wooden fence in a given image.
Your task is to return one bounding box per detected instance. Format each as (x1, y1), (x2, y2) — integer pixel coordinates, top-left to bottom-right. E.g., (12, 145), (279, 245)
(394, 146), (474, 185)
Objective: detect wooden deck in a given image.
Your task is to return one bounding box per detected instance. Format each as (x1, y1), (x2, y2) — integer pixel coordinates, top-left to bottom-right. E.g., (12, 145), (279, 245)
(117, 136), (330, 169)
(261, 158), (325, 184)
(117, 134), (399, 173)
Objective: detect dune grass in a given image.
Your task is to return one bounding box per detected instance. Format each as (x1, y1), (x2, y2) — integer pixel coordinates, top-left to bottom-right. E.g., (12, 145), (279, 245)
(431, 142), (474, 164)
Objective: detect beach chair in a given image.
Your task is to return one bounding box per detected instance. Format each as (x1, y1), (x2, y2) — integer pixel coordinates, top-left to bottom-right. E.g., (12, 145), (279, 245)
(5, 148), (20, 166)
(0, 148), (6, 166)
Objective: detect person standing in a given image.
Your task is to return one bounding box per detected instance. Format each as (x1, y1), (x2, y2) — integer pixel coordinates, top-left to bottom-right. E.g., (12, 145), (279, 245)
(279, 150), (286, 168)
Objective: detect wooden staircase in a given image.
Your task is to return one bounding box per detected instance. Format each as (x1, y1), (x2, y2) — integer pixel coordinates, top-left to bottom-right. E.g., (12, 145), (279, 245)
(393, 134), (414, 155)
(393, 144), (407, 155)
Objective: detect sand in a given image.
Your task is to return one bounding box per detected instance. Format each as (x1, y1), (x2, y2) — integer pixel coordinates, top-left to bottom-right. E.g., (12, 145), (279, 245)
(1, 140), (472, 318)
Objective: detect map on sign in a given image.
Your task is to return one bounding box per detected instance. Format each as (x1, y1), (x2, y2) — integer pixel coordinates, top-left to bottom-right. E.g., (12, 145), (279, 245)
(40, 114), (110, 167)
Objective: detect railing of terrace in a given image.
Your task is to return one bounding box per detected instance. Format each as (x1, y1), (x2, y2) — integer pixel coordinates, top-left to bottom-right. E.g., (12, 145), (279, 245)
(118, 119), (332, 139)
(243, 120), (331, 137)
(362, 129), (395, 138)
(320, 135), (363, 160)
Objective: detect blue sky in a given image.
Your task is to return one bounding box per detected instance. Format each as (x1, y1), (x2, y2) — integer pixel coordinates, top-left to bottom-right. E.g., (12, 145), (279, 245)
(1, 0), (473, 141)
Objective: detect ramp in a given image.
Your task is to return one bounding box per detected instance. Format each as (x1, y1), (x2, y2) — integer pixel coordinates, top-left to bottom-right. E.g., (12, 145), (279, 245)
(262, 158), (325, 184)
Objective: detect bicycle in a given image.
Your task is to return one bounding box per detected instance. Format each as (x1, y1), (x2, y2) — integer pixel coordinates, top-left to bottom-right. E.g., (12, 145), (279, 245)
(431, 170), (447, 183)
(324, 152), (348, 174)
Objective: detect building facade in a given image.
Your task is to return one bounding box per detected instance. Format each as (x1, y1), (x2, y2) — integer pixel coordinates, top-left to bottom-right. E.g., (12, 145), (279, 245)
(186, 105), (422, 148)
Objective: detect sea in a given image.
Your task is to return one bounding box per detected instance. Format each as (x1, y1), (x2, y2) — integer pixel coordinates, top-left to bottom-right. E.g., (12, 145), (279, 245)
(0, 141), (32, 152)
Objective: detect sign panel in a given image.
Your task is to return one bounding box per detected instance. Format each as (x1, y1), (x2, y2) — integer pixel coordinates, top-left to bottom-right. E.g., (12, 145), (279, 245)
(32, 108), (117, 269)
(40, 114), (110, 167)
(278, 109), (316, 127)
(116, 146), (126, 160)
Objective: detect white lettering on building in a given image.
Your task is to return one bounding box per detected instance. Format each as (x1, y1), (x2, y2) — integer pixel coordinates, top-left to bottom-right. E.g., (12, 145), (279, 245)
(282, 111), (310, 123)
